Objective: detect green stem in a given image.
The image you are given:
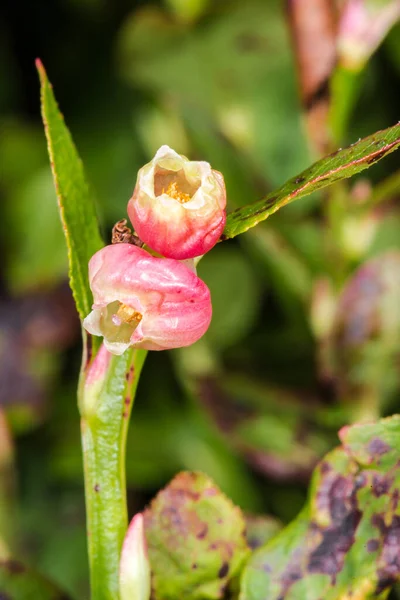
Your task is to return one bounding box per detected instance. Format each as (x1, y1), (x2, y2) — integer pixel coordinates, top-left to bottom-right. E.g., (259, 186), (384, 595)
(79, 340), (147, 600)
(330, 66), (362, 145)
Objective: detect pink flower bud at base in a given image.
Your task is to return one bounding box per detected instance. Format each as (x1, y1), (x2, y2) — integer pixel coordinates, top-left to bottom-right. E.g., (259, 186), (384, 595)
(128, 145), (226, 259)
(119, 514), (151, 600)
(83, 244), (212, 355)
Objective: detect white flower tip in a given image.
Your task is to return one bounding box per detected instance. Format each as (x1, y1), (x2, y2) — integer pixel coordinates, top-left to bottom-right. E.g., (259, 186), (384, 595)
(154, 144), (183, 161)
(82, 310), (102, 337)
(83, 312), (129, 356)
(120, 513), (151, 600)
(103, 339), (131, 356)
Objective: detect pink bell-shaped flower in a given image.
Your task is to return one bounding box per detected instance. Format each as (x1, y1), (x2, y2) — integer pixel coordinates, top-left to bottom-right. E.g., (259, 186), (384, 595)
(127, 145), (226, 260)
(83, 244), (212, 355)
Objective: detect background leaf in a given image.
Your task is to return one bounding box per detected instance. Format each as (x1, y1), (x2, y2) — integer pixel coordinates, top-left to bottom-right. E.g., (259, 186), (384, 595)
(37, 60), (103, 320)
(197, 245), (261, 350)
(144, 471), (250, 600)
(224, 122), (400, 239)
(117, 0), (309, 190)
(328, 251), (400, 421)
(0, 558), (72, 599)
(240, 415), (400, 600)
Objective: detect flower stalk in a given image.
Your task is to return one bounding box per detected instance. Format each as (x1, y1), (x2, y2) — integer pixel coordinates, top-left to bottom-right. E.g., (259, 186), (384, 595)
(79, 340), (147, 600)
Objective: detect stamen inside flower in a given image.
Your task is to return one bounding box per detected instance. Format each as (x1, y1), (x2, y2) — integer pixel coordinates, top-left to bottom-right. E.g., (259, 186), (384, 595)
(100, 301), (142, 345)
(154, 167), (200, 204)
(164, 181), (191, 204)
(115, 303), (143, 325)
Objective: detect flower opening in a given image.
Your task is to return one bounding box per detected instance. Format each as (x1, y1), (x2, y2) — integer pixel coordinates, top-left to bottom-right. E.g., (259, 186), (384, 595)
(100, 301), (143, 345)
(128, 145), (227, 260)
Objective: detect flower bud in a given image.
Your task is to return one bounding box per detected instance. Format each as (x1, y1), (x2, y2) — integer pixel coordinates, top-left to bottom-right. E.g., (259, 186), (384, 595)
(119, 513), (151, 600)
(83, 244), (212, 355)
(128, 145), (226, 259)
(338, 0), (400, 71)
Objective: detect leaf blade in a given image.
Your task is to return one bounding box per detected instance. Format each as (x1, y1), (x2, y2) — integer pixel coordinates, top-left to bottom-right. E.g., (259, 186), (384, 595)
(0, 558), (72, 599)
(224, 122), (400, 239)
(144, 471), (250, 600)
(37, 60), (103, 319)
(240, 415), (400, 600)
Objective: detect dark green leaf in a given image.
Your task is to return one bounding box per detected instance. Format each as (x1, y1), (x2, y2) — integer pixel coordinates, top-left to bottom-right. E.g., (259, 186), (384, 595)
(0, 559), (71, 599)
(37, 60), (103, 320)
(144, 471), (250, 600)
(240, 415), (400, 600)
(224, 122), (400, 239)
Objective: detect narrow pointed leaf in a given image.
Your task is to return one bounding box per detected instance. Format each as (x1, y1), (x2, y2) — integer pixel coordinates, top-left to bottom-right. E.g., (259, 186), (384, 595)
(37, 60), (103, 319)
(224, 122), (400, 239)
(240, 415), (400, 600)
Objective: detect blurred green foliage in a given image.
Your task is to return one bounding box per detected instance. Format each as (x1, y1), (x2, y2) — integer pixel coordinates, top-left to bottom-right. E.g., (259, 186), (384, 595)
(0, 0), (400, 597)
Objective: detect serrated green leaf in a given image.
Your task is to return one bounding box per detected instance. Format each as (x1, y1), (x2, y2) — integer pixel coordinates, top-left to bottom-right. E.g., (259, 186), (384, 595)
(0, 558), (72, 599)
(37, 60), (103, 320)
(144, 471), (250, 600)
(240, 415), (400, 600)
(224, 122), (400, 239)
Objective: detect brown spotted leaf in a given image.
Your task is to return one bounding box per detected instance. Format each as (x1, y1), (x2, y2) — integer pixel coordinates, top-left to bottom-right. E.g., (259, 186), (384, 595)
(0, 558), (71, 599)
(240, 415), (400, 600)
(223, 122), (400, 239)
(144, 471), (250, 600)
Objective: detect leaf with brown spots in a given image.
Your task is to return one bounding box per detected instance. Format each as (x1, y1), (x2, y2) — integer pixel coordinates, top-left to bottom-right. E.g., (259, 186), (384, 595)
(0, 559), (71, 599)
(223, 122), (400, 239)
(144, 472), (250, 600)
(240, 415), (400, 600)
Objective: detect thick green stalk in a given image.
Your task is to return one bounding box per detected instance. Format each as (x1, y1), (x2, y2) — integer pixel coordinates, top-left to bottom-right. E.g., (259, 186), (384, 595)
(79, 341), (147, 600)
